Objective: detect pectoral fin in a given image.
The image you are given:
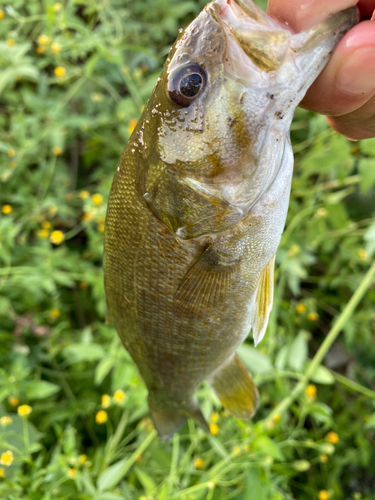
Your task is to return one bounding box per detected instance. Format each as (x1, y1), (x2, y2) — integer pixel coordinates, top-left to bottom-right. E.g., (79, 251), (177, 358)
(174, 245), (239, 317)
(252, 256), (275, 346)
(210, 354), (258, 420)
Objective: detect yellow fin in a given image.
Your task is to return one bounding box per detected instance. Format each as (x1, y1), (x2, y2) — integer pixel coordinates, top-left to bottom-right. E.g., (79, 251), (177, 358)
(210, 354), (258, 420)
(174, 246), (239, 318)
(252, 256), (275, 346)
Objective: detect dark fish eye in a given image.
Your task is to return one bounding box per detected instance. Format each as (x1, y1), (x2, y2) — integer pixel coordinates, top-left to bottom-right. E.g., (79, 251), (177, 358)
(168, 64), (206, 107)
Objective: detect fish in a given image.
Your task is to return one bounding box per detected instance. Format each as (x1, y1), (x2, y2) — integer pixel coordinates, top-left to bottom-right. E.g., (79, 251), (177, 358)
(104, 0), (357, 440)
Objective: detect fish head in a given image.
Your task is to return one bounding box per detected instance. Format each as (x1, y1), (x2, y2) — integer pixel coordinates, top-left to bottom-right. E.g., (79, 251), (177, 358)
(141, 0), (357, 238)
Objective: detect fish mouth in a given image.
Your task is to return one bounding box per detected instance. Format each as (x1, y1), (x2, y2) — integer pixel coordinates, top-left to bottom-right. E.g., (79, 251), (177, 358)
(214, 0), (291, 72)
(211, 0), (358, 74)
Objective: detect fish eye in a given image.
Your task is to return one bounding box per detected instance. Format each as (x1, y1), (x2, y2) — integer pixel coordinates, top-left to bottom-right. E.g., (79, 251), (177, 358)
(168, 64), (206, 107)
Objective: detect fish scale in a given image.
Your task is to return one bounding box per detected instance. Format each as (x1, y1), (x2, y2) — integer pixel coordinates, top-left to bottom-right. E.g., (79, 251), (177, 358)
(104, 0), (357, 439)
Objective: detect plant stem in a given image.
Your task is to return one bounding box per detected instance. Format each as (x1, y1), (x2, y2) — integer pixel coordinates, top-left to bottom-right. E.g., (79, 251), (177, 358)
(262, 259), (375, 427)
(332, 371), (375, 401)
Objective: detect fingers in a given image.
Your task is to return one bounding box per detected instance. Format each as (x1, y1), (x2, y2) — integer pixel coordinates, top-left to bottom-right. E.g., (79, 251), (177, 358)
(327, 96), (375, 140)
(301, 21), (375, 115)
(267, 0), (358, 31)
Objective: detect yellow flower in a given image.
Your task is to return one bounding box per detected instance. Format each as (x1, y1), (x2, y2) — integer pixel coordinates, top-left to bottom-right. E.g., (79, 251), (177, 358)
(18, 405), (32, 417)
(95, 410), (108, 424)
(320, 454), (328, 463)
(6, 39), (15, 46)
(305, 384), (317, 401)
(50, 308), (61, 319)
(53, 2), (63, 12)
(92, 193), (103, 206)
(54, 66), (66, 77)
(7, 149), (15, 157)
(232, 446), (241, 456)
(0, 416), (12, 426)
(288, 244), (300, 257)
(9, 397), (19, 407)
(101, 394), (111, 408)
(0, 10), (4, 20)
(41, 221), (51, 229)
(315, 208), (328, 218)
(210, 412), (219, 423)
(307, 312), (319, 322)
(38, 35), (51, 45)
(51, 42), (62, 53)
(364, 415), (371, 423)
(209, 423), (219, 436)
(67, 468), (76, 479)
(37, 229), (49, 239)
(326, 431), (339, 444)
(50, 230), (64, 245)
(0, 451), (13, 467)
(36, 45), (45, 54)
(244, 444), (251, 452)
(296, 303), (306, 314)
(48, 204), (58, 215)
(0, 468), (4, 477)
(81, 213), (93, 222)
(358, 249), (368, 261)
(79, 281), (88, 290)
(318, 491), (330, 500)
(52, 146), (63, 156)
(128, 118), (138, 135)
(97, 223), (105, 233)
(91, 92), (103, 102)
(194, 458), (204, 469)
(113, 390), (126, 404)
(2, 205), (12, 215)
(79, 190), (89, 200)
(79, 454), (87, 464)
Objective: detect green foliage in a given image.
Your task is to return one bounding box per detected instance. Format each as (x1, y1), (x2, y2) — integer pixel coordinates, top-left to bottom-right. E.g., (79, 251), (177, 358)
(0, 0), (375, 499)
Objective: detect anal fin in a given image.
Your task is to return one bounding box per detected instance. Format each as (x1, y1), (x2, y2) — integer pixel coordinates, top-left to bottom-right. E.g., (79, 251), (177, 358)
(252, 256), (275, 346)
(210, 354), (258, 420)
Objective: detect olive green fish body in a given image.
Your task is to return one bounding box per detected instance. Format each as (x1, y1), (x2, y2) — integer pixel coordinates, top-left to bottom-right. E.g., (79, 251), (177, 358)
(105, 0), (357, 439)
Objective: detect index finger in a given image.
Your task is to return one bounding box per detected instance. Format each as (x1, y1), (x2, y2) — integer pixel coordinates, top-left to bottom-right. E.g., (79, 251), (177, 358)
(267, 0), (359, 31)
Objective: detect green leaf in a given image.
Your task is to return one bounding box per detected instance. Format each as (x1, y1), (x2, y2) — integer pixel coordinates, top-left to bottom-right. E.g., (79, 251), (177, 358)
(364, 413), (375, 430)
(288, 331), (308, 372)
(237, 344), (273, 374)
(95, 357), (116, 385)
(133, 466), (157, 494)
(253, 436), (284, 461)
(24, 380), (60, 399)
(97, 458), (128, 492)
(310, 365), (335, 385)
(63, 343), (106, 363)
(358, 158), (375, 193)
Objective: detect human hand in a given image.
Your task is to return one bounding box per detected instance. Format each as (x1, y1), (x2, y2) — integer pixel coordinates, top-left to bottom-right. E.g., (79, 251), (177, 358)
(267, 0), (375, 140)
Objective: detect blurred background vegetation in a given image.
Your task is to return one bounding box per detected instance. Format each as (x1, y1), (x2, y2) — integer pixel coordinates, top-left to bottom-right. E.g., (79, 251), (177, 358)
(1, 0), (375, 498)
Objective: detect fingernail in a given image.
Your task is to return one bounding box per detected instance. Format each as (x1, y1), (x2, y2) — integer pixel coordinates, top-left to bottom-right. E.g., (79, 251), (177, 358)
(336, 48), (375, 95)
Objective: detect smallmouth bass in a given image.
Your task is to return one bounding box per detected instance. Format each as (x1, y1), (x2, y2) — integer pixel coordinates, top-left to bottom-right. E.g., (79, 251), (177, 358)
(104, 0), (356, 440)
